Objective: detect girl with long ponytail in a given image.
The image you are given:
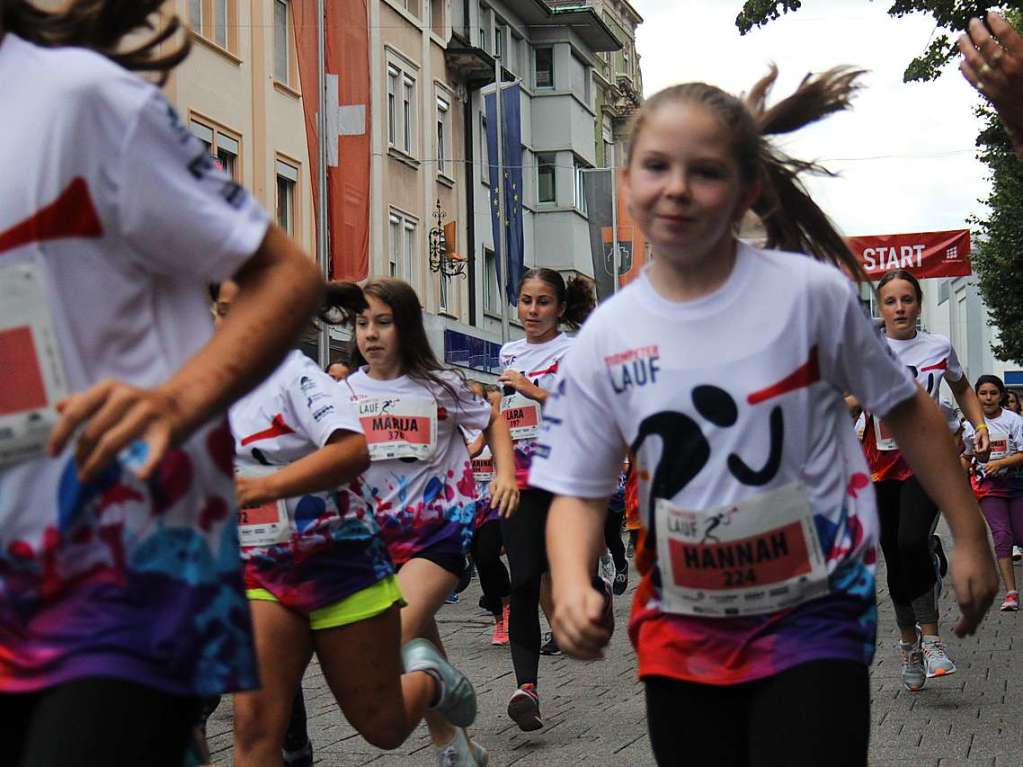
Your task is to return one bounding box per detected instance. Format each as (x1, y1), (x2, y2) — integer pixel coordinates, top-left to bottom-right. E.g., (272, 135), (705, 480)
(530, 68), (997, 766)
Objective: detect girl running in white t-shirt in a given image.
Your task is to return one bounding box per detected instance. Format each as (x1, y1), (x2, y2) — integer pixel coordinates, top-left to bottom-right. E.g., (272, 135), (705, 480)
(337, 278), (518, 766)
(861, 269), (989, 690)
(0, 4), (323, 765)
(530, 68), (998, 767)
(212, 282), (479, 766)
(497, 269), (597, 731)
(961, 374), (1023, 611)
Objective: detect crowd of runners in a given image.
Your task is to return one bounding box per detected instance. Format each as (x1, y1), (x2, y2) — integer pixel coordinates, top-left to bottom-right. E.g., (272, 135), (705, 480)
(3, 2), (1023, 766)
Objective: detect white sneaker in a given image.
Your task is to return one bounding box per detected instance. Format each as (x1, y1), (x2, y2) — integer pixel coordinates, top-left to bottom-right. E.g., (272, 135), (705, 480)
(898, 634), (927, 692)
(436, 729), (488, 766)
(921, 635), (957, 678)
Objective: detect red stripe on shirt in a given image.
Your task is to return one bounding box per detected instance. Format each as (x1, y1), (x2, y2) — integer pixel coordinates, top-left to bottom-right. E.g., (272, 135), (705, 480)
(0, 178), (103, 255)
(528, 360), (560, 378)
(240, 413), (295, 446)
(747, 347), (820, 405)
(921, 359), (947, 372)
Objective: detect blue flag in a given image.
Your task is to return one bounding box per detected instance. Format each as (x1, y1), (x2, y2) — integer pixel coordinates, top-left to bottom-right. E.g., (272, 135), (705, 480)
(484, 84), (524, 306)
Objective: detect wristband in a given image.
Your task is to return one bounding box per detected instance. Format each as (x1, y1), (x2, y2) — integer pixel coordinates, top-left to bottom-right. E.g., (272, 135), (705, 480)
(975, 423), (989, 432)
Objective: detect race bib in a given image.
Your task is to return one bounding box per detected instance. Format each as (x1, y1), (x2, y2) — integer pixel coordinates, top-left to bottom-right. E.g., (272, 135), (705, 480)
(872, 416), (898, 452)
(654, 482), (829, 617)
(236, 466), (293, 547)
(472, 447), (494, 482)
(501, 393), (541, 441)
(0, 260), (69, 467)
(358, 396), (437, 461)
(988, 429), (1009, 461)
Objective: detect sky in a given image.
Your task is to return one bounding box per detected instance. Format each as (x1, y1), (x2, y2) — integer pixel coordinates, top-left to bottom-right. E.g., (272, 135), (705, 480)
(633, 0), (991, 237)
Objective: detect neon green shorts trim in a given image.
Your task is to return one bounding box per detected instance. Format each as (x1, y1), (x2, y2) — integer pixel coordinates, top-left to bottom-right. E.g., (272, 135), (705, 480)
(246, 575), (404, 631)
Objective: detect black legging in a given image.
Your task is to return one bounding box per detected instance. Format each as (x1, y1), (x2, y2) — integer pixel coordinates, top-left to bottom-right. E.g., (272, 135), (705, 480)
(1, 678), (198, 767)
(472, 518), (510, 616)
(645, 661), (869, 767)
(604, 510), (626, 572)
(875, 476), (940, 629)
(501, 488), (553, 687)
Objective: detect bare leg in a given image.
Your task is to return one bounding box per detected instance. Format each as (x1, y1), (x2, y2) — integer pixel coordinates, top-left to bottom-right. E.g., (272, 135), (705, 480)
(314, 604), (436, 750)
(395, 558), (460, 747)
(233, 601), (313, 767)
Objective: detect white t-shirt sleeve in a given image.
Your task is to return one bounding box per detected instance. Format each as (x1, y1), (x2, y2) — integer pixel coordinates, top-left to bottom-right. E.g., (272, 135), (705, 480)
(116, 92), (269, 281)
(528, 326), (626, 499)
(445, 375), (491, 434)
(1010, 414), (1023, 455)
(284, 358), (363, 448)
(945, 341), (965, 383)
(815, 275), (917, 418)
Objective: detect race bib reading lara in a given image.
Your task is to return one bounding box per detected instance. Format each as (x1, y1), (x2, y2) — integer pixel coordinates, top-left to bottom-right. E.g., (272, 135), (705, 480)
(501, 393), (541, 441)
(358, 396), (438, 461)
(654, 483), (829, 617)
(0, 261), (69, 467)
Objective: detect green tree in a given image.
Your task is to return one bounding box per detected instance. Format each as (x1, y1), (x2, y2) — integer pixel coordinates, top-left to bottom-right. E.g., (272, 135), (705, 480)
(736, 2), (999, 83)
(736, 3), (1023, 364)
(969, 10), (1023, 362)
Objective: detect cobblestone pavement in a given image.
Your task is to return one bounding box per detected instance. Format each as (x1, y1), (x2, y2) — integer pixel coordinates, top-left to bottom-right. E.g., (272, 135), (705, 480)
(209, 536), (1023, 766)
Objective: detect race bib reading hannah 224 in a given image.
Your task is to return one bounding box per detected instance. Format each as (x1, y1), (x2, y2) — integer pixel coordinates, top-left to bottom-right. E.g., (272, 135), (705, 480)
(358, 396), (437, 461)
(654, 482), (829, 617)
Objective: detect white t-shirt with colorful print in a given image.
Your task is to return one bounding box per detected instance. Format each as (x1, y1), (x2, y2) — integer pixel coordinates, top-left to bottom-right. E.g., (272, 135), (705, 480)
(529, 244), (917, 687)
(0, 35), (268, 695)
(341, 369), (491, 565)
(499, 333), (574, 488)
(229, 351), (393, 613)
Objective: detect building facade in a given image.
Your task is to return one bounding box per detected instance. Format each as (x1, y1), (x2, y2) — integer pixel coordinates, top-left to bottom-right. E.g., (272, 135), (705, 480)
(164, 0), (633, 377)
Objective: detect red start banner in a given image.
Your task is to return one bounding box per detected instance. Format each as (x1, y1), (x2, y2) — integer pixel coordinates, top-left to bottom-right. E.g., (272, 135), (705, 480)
(847, 229), (972, 280)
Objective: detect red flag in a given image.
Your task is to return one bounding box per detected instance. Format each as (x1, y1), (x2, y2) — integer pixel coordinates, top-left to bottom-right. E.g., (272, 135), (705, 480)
(294, 0), (370, 281)
(847, 229), (971, 280)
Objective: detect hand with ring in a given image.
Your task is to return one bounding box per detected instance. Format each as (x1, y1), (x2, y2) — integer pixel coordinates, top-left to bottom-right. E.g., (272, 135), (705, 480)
(959, 12), (1023, 158)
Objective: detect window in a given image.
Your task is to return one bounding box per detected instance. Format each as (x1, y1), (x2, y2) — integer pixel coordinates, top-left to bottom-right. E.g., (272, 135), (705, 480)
(436, 96), (450, 176)
(216, 133), (239, 180)
(402, 0), (420, 17)
(570, 53), (589, 103)
(389, 210), (418, 282)
(439, 273), (449, 311)
(402, 77), (415, 154)
(213, 0), (228, 48)
(479, 4), (491, 52)
(190, 0), (235, 52)
(430, 0), (444, 36)
(386, 57), (418, 158)
(189, 118), (241, 181)
(480, 115), (489, 184)
(509, 32), (522, 73)
(494, 23), (505, 59)
(484, 248), (498, 313)
(275, 160), (298, 235)
(387, 67), (399, 145)
(575, 158), (588, 215)
(274, 0), (289, 84)
(389, 215), (402, 277)
(404, 219), (416, 281)
(537, 153), (556, 204)
(534, 46), (554, 89)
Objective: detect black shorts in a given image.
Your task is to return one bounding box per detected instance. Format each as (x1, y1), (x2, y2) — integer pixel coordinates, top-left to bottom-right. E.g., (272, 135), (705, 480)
(397, 548), (467, 580)
(1, 677), (199, 767)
